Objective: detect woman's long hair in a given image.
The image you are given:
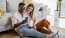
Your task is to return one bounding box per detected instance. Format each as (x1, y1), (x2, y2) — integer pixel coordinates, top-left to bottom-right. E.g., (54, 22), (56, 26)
(26, 3), (34, 19)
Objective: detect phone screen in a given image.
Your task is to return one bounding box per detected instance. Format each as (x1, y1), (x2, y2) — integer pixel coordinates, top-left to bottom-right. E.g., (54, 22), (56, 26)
(25, 17), (28, 21)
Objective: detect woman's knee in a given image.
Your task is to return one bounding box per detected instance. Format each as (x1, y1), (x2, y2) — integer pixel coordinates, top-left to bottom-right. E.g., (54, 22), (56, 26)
(40, 27), (51, 34)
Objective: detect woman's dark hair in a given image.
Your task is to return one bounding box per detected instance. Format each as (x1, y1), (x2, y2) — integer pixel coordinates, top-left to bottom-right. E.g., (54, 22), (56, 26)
(27, 3), (34, 19)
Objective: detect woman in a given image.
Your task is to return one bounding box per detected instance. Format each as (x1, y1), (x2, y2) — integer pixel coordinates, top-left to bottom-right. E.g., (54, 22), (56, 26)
(26, 3), (54, 35)
(25, 3), (59, 38)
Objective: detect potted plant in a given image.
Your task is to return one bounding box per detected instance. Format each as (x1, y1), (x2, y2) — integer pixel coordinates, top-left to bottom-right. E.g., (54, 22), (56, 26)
(54, 0), (62, 20)
(57, 0), (62, 10)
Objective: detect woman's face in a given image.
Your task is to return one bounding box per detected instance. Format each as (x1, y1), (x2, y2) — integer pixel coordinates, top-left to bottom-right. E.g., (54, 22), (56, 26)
(27, 7), (33, 14)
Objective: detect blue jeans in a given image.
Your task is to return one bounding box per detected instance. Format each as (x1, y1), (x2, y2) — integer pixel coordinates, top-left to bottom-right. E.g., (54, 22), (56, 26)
(16, 25), (47, 38)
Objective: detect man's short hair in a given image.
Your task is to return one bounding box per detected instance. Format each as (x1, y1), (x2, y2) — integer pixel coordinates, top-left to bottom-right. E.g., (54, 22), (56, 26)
(19, 2), (25, 7)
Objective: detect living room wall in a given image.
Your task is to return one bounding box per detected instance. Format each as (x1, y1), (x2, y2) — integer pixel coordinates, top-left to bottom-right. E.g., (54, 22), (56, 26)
(24, 0), (32, 6)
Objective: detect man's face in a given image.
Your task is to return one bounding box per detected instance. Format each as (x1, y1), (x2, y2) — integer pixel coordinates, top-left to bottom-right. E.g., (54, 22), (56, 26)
(19, 5), (25, 12)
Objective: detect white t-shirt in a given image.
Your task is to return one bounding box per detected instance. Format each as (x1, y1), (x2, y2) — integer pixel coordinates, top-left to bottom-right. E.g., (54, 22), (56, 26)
(11, 11), (27, 30)
(25, 12), (34, 27)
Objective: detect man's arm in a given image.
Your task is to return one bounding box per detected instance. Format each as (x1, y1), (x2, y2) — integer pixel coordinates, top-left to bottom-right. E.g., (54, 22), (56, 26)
(14, 20), (27, 28)
(11, 14), (27, 28)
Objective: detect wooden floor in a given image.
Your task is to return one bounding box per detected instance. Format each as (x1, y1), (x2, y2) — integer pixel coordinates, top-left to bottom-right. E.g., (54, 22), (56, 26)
(50, 26), (65, 33)
(0, 27), (65, 38)
(0, 29), (20, 38)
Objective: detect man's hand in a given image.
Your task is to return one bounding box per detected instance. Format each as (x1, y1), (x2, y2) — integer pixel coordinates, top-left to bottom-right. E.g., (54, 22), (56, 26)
(22, 17), (28, 24)
(14, 17), (28, 28)
(22, 20), (28, 24)
(14, 20), (27, 28)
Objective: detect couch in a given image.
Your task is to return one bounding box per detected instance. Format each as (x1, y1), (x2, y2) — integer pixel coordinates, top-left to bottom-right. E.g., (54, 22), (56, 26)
(0, 1), (49, 32)
(0, 13), (13, 32)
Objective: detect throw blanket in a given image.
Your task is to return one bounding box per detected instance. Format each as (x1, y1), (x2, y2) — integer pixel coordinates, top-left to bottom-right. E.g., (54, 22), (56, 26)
(0, 6), (4, 17)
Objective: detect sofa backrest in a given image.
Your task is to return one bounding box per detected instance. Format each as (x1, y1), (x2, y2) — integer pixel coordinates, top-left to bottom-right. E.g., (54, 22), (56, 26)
(6, 0), (23, 12)
(32, 2), (48, 23)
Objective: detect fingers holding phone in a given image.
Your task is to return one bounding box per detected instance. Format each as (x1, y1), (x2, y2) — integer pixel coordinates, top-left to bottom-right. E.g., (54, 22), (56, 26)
(22, 17), (28, 24)
(25, 17), (28, 21)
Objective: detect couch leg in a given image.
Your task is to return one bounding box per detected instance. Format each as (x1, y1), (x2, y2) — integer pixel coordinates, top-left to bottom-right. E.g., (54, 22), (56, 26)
(20, 36), (22, 38)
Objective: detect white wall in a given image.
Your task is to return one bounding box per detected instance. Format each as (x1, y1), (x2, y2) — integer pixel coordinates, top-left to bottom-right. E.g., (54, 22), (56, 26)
(58, 18), (65, 29)
(0, 0), (23, 13)
(43, 0), (57, 15)
(32, 0), (43, 3)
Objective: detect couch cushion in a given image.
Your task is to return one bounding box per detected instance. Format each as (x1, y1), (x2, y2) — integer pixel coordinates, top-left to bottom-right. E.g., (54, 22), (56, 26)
(0, 13), (12, 25)
(31, 2), (48, 24)
(6, 0), (23, 12)
(0, 13), (13, 32)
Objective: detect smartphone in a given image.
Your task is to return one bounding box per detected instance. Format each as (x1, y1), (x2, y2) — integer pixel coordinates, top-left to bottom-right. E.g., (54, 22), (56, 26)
(25, 17), (28, 21)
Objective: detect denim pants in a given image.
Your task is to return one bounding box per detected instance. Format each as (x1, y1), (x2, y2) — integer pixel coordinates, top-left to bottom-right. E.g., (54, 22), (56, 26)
(16, 25), (47, 38)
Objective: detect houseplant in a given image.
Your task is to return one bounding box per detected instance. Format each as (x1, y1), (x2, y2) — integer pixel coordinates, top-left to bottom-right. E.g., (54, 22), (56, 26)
(57, 0), (62, 10)
(54, 0), (62, 20)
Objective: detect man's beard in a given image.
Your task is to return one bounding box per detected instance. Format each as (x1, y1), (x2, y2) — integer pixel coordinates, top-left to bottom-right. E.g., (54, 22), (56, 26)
(19, 10), (24, 12)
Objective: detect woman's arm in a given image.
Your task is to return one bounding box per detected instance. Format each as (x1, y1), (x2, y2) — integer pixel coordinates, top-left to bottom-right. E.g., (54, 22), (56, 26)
(32, 15), (36, 29)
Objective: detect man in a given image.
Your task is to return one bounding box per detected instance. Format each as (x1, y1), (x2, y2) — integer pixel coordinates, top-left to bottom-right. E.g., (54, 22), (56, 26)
(11, 2), (57, 38)
(11, 2), (27, 38)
